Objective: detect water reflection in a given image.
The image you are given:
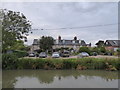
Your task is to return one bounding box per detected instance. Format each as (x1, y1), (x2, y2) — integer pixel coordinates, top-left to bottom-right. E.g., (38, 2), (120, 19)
(2, 70), (119, 88)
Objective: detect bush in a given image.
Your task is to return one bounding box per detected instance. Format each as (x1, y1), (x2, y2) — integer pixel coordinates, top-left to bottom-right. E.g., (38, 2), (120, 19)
(106, 58), (120, 70)
(63, 60), (73, 69)
(91, 47), (99, 53)
(99, 47), (106, 54)
(13, 50), (27, 58)
(2, 57), (120, 71)
(2, 54), (18, 69)
(114, 49), (120, 56)
(79, 47), (91, 54)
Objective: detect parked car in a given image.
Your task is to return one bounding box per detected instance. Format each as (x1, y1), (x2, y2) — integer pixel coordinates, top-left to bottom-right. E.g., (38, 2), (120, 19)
(61, 51), (70, 57)
(52, 52), (60, 58)
(39, 52), (47, 58)
(77, 52), (89, 58)
(29, 53), (35, 57)
(91, 52), (98, 56)
(104, 52), (112, 56)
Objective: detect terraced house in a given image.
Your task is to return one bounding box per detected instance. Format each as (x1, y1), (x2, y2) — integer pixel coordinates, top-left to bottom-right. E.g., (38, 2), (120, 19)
(31, 36), (91, 52)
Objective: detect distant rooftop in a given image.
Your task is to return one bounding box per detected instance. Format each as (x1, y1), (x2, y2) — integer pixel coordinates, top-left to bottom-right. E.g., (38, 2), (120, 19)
(54, 39), (87, 46)
(105, 40), (120, 47)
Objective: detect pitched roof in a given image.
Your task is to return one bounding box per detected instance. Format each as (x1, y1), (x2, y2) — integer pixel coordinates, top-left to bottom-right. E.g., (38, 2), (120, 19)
(55, 39), (87, 46)
(33, 39), (87, 46)
(81, 40), (87, 46)
(105, 40), (120, 47)
(57, 40), (73, 45)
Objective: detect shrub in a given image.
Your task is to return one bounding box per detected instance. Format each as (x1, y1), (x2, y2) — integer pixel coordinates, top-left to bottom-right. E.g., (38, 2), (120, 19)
(63, 60), (73, 69)
(79, 47), (91, 54)
(2, 57), (120, 71)
(106, 58), (120, 70)
(99, 47), (106, 53)
(14, 50), (27, 58)
(2, 54), (18, 69)
(91, 47), (99, 53)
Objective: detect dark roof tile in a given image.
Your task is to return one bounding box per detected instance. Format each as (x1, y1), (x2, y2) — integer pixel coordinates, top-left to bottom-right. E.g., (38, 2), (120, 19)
(105, 40), (120, 47)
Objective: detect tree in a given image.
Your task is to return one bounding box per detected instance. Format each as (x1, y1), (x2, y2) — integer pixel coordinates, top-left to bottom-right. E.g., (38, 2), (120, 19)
(91, 47), (99, 53)
(79, 47), (91, 54)
(39, 36), (54, 52)
(0, 9), (2, 42)
(95, 40), (104, 47)
(1, 9), (31, 53)
(99, 46), (106, 53)
(11, 40), (27, 51)
(117, 48), (120, 52)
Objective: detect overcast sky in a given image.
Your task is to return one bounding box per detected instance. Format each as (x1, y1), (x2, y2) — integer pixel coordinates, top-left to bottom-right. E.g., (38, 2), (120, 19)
(1, 2), (118, 46)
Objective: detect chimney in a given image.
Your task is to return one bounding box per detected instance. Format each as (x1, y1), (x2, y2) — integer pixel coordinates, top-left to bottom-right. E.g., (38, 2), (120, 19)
(74, 36), (77, 40)
(58, 36), (61, 41)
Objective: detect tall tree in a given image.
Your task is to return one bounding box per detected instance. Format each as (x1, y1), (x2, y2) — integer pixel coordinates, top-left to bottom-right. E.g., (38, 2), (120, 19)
(1, 9), (31, 52)
(39, 36), (54, 52)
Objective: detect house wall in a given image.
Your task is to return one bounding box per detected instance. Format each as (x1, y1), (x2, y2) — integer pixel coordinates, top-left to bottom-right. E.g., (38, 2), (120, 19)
(30, 45), (40, 52)
(105, 46), (119, 51)
(52, 45), (80, 51)
(30, 44), (81, 52)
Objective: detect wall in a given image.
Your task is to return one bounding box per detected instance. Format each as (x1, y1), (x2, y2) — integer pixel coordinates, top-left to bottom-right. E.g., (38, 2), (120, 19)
(52, 45), (80, 51)
(30, 45), (40, 52)
(105, 46), (119, 51)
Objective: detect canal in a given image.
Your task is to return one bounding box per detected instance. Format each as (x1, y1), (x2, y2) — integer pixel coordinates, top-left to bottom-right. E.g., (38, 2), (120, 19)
(2, 70), (119, 88)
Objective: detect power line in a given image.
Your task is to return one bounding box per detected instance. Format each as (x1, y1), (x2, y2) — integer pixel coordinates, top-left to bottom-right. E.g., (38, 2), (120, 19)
(32, 23), (118, 31)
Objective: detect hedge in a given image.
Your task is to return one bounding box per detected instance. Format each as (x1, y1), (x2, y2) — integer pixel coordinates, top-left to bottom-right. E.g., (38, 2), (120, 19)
(2, 56), (120, 71)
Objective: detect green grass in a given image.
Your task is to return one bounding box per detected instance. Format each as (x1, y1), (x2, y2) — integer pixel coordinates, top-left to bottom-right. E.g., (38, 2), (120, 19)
(2, 55), (120, 71)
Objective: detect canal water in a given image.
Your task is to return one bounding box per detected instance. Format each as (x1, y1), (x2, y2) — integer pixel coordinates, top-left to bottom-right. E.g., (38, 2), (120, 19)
(2, 70), (118, 88)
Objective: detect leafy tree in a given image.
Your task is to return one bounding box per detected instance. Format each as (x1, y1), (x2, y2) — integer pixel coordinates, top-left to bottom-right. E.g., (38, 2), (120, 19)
(117, 48), (120, 52)
(11, 40), (27, 51)
(79, 47), (91, 54)
(95, 40), (104, 47)
(39, 36), (54, 52)
(99, 47), (106, 53)
(0, 9), (2, 42)
(1, 9), (31, 53)
(91, 47), (99, 53)
(114, 48), (120, 56)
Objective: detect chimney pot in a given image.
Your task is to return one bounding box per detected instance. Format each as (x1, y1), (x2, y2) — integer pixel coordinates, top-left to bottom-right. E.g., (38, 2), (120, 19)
(74, 36), (77, 40)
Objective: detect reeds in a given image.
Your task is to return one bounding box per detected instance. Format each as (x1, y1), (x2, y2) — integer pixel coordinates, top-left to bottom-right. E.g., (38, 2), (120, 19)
(2, 54), (120, 71)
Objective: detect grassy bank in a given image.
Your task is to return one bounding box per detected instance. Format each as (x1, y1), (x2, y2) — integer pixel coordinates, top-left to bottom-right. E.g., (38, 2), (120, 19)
(2, 54), (120, 71)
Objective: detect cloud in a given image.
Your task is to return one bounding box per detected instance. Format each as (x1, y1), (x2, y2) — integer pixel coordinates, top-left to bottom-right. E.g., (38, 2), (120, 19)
(1, 2), (118, 46)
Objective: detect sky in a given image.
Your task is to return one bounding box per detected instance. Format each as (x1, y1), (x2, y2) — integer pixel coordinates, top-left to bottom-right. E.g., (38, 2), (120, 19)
(1, 2), (118, 46)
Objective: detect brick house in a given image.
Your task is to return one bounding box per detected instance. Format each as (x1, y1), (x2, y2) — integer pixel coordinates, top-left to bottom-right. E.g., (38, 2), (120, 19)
(104, 40), (120, 51)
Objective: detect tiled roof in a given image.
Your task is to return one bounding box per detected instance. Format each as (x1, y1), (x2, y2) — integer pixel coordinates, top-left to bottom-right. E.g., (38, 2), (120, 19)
(33, 39), (87, 46)
(55, 39), (87, 46)
(105, 40), (120, 47)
